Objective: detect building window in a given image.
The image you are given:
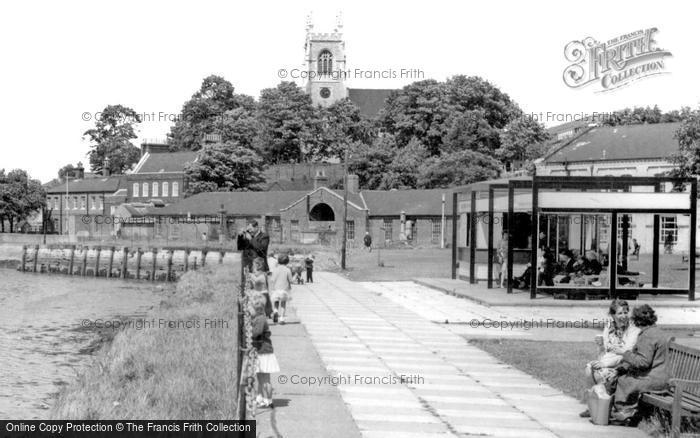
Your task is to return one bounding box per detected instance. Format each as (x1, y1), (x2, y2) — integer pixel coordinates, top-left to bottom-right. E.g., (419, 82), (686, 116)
(80, 196), (86, 210)
(98, 197), (103, 210)
(346, 220), (355, 240)
(318, 50), (333, 75)
(142, 182), (149, 198)
(133, 183), (139, 198)
(152, 182), (159, 197)
(172, 182), (179, 197)
(170, 223), (181, 239)
(73, 196), (79, 210)
(431, 219), (442, 243)
(661, 216), (678, 244)
(162, 181), (169, 197)
(90, 196), (96, 210)
(383, 218), (393, 241)
(110, 206), (116, 216)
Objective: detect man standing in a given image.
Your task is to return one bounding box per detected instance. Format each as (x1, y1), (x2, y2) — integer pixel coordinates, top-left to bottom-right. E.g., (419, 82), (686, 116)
(237, 220), (270, 272)
(363, 231), (372, 252)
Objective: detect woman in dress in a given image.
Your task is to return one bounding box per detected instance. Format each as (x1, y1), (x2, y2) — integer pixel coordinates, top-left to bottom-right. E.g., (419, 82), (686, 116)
(580, 299), (640, 417)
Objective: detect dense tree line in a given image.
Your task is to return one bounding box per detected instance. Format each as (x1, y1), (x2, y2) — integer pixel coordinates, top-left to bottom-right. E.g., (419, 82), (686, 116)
(165, 75), (550, 194)
(0, 169), (46, 232)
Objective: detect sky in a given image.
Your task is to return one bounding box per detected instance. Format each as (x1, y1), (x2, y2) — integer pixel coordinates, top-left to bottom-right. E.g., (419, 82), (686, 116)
(1, 0), (698, 183)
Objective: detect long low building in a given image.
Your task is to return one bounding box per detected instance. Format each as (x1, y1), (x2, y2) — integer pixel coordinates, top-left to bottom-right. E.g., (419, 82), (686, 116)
(136, 176), (455, 247)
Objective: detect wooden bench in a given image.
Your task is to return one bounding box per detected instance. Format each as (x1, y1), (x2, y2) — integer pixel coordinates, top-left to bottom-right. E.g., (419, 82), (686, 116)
(640, 340), (700, 438)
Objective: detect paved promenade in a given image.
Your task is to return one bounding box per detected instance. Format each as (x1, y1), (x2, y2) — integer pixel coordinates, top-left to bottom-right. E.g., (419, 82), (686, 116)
(289, 273), (645, 438)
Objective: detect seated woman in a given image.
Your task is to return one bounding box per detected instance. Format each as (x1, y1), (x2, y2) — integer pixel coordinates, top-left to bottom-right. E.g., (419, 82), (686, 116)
(608, 305), (669, 426)
(537, 249), (555, 286)
(553, 249), (575, 283)
(583, 251), (603, 275)
(581, 299), (640, 417)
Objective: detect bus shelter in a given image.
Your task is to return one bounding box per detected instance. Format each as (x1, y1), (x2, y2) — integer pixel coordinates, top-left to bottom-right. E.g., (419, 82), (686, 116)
(451, 176), (697, 300)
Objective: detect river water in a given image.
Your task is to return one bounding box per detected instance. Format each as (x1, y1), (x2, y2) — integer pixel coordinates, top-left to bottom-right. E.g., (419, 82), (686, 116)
(0, 269), (165, 419)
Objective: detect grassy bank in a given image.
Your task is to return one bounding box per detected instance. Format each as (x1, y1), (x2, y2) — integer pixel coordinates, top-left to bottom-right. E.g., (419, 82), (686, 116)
(50, 265), (240, 419)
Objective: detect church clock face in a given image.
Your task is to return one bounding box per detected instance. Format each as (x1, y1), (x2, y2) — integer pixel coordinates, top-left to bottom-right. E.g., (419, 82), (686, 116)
(320, 87), (331, 99)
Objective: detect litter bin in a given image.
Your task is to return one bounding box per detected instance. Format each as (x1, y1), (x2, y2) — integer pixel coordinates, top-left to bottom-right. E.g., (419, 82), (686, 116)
(586, 384), (612, 425)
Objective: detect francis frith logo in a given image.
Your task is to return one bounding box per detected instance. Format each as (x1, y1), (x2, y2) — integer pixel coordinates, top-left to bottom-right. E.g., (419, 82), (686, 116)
(563, 28), (672, 92)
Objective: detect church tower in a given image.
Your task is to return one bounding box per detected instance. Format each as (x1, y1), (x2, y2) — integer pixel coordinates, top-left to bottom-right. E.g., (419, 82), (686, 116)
(304, 13), (347, 106)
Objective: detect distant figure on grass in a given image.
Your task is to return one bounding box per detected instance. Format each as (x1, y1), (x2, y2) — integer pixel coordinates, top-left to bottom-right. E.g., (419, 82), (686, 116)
(608, 305), (669, 426)
(248, 292), (279, 409)
(580, 299), (640, 418)
(270, 254), (293, 324)
(497, 233), (508, 288)
(663, 232), (674, 254)
(631, 238), (640, 260)
(363, 231), (372, 252)
(305, 254), (314, 283)
(249, 257), (272, 318)
(237, 220), (270, 272)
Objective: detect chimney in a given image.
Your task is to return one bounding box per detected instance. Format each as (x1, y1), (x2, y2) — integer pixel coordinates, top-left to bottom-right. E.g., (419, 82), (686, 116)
(313, 170), (329, 189)
(74, 162), (85, 180)
(347, 174), (359, 194)
(141, 142), (170, 157)
(103, 158), (110, 177)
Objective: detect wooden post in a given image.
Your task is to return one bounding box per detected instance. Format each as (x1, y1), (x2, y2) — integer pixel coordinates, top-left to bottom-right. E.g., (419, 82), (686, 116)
(219, 250), (225, 264)
(151, 248), (158, 282)
(469, 191), (477, 284)
(201, 249), (208, 267)
(81, 248), (88, 276)
(108, 246), (115, 278)
(68, 245), (75, 275)
(507, 183), (515, 294)
(652, 215), (660, 288)
(94, 247), (101, 277)
(487, 187), (494, 289)
(451, 192), (458, 279)
(121, 247), (129, 279)
(530, 177), (539, 300)
(689, 180), (697, 301)
(166, 250), (174, 281)
(193, 257), (198, 271)
(135, 248), (142, 280)
(184, 249), (190, 272)
(20, 245), (27, 272)
(610, 213), (618, 300)
(32, 245), (40, 272)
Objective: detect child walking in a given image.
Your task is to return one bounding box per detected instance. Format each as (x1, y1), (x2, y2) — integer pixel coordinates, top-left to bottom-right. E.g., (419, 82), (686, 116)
(249, 257), (272, 318)
(270, 254), (293, 324)
(248, 292), (280, 408)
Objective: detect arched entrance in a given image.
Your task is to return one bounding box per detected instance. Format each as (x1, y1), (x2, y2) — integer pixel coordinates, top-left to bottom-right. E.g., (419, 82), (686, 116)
(309, 203), (335, 221)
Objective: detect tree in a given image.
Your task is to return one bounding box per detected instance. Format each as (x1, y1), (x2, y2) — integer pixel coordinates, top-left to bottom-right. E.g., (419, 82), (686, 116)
(602, 105), (684, 126)
(313, 99), (376, 160)
(442, 109), (500, 155)
(417, 150), (502, 189)
(379, 76), (522, 157)
(347, 136), (397, 190)
(496, 117), (551, 170)
(83, 105), (142, 174)
(168, 75), (257, 151)
(381, 138), (430, 189)
(669, 107), (700, 180)
(257, 82), (320, 163)
(58, 163), (77, 179)
(0, 169), (45, 233)
(183, 141), (266, 196)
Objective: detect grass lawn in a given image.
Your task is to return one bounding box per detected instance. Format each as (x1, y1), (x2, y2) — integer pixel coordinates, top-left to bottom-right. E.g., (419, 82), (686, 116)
(304, 246), (452, 281)
(470, 337), (700, 436)
(469, 339), (597, 401)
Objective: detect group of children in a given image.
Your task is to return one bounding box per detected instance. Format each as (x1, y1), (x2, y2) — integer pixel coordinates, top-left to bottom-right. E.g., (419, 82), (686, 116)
(246, 251), (314, 409)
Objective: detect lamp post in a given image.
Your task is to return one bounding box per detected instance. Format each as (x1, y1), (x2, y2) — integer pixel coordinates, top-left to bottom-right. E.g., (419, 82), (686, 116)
(341, 143), (349, 270)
